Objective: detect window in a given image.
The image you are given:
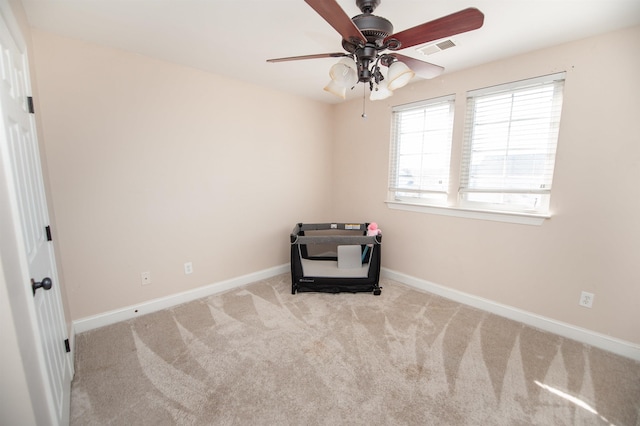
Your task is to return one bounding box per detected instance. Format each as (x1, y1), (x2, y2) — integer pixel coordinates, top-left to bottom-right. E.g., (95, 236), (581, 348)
(460, 73), (565, 214)
(387, 73), (565, 221)
(388, 95), (455, 205)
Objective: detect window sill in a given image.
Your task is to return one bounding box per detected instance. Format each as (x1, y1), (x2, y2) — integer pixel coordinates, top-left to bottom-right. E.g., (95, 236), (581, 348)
(385, 201), (550, 226)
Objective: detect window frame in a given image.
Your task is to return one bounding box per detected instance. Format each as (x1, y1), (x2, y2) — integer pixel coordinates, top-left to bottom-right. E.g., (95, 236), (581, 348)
(386, 73), (566, 226)
(387, 94), (456, 206)
(459, 72), (566, 215)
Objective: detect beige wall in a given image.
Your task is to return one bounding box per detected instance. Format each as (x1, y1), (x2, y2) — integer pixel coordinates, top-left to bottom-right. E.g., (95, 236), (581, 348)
(332, 25), (640, 345)
(30, 24), (640, 345)
(31, 31), (334, 320)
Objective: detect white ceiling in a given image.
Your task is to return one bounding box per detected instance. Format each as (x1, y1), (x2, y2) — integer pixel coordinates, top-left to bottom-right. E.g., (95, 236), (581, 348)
(19, 0), (640, 104)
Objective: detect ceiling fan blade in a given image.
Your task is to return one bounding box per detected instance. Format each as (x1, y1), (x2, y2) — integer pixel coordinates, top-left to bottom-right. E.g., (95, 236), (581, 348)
(267, 53), (349, 63)
(391, 54), (444, 79)
(385, 8), (484, 51)
(304, 0), (367, 45)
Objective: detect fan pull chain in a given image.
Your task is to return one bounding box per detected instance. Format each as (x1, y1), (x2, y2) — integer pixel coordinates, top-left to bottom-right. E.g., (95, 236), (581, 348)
(361, 84), (367, 119)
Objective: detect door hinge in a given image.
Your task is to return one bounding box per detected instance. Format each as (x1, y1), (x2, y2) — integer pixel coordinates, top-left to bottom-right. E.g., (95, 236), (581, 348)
(45, 225), (52, 241)
(27, 96), (35, 114)
(64, 339), (71, 353)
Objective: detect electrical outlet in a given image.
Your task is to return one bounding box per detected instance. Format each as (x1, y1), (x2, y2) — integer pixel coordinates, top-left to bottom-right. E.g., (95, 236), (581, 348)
(184, 262), (193, 275)
(579, 291), (594, 308)
(141, 271), (151, 286)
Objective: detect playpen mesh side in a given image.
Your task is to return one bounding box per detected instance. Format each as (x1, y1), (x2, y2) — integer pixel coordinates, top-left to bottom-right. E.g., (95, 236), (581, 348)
(296, 245), (373, 278)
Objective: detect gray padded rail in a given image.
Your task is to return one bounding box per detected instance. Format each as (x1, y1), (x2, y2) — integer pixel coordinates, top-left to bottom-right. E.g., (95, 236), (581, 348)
(290, 222), (381, 246)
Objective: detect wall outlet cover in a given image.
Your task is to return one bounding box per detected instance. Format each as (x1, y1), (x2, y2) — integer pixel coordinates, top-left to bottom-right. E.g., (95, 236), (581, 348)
(579, 291), (594, 308)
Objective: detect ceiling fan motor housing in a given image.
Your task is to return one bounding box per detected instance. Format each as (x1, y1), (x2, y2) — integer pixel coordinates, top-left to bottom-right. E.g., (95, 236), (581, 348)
(342, 12), (394, 82)
(352, 14), (393, 44)
(341, 13), (393, 53)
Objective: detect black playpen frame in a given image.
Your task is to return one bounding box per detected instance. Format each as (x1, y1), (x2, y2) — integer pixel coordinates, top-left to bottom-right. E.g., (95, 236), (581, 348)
(290, 222), (382, 295)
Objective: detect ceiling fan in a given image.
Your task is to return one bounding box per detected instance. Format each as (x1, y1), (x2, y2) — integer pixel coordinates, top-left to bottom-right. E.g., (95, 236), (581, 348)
(267, 0), (484, 100)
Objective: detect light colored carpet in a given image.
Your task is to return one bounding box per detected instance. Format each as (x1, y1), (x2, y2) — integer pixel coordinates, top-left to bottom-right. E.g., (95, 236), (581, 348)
(71, 274), (640, 425)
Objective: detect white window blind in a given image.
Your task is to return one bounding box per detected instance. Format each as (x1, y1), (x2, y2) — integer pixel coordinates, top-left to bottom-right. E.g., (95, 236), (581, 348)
(460, 73), (565, 214)
(388, 95), (455, 204)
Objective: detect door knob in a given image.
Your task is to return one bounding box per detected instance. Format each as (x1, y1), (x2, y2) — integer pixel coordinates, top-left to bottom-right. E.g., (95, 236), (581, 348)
(32, 277), (53, 296)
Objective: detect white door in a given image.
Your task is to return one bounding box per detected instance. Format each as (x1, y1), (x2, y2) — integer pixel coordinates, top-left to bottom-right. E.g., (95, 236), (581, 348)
(0, 6), (72, 425)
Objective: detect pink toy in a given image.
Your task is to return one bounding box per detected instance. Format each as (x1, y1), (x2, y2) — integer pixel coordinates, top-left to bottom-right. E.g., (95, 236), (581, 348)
(367, 222), (382, 237)
(362, 222), (381, 262)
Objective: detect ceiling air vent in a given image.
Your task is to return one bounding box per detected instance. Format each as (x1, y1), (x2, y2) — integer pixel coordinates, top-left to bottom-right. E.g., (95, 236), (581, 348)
(416, 39), (456, 56)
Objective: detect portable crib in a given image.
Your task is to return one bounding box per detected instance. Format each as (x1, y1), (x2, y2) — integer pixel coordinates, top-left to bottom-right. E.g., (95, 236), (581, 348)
(290, 222), (382, 295)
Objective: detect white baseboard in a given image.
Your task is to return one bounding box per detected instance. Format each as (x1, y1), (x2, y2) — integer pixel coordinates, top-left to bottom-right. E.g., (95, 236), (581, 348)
(73, 264), (639, 361)
(382, 268), (640, 361)
(73, 264), (289, 334)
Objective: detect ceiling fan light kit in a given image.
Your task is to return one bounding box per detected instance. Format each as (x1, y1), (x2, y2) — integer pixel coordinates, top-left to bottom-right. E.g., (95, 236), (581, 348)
(386, 61), (415, 91)
(329, 57), (359, 88)
(369, 77), (393, 101)
(323, 80), (347, 99)
(267, 0), (484, 102)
